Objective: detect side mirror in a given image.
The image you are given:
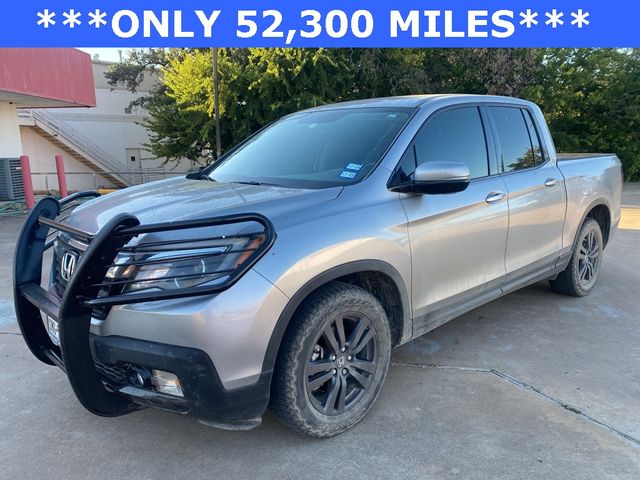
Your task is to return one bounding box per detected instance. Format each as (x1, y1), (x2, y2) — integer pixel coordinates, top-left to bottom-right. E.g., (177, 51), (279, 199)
(392, 161), (470, 194)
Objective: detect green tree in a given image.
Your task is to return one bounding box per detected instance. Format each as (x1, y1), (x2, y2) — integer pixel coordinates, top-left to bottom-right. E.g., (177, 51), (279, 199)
(524, 48), (640, 179)
(104, 48), (209, 164)
(108, 48), (356, 163)
(106, 48), (640, 179)
(347, 49), (430, 97)
(457, 48), (543, 96)
(104, 48), (168, 94)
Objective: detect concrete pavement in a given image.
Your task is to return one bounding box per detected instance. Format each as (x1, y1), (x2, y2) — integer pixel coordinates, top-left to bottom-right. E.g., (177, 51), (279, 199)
(0, 185), (639, 479)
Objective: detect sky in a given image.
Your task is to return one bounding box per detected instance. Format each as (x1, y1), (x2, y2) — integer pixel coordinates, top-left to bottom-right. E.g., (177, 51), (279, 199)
(79, 48), (134, 62)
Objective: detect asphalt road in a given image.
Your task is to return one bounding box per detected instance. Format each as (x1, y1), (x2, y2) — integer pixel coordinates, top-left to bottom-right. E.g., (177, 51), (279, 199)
(1, 185), (639, 479)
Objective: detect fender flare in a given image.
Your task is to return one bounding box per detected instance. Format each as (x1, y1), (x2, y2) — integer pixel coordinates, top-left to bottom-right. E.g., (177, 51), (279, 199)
(260, 259), (412, 378)
(574, 197), (613, 247)
(557, 197), (613, 271)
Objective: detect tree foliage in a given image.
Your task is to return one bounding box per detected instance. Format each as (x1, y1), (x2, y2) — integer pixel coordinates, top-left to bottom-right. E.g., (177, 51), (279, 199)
(524, 48), (640, 179)
(106, 48), (640, 179)
(104, 48), (167, 96)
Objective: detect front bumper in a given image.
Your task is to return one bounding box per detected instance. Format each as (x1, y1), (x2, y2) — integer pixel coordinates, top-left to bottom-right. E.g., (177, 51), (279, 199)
(90, 334), (271, 427)
(13, 193), (275, 427)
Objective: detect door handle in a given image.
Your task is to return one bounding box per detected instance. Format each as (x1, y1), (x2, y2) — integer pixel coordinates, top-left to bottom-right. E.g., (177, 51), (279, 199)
(485, 191), (506, 204)
(544, 178), (558, 187)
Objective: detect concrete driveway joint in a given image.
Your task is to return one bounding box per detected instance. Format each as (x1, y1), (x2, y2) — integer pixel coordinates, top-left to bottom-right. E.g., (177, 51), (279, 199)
(392, 360), (640, 448)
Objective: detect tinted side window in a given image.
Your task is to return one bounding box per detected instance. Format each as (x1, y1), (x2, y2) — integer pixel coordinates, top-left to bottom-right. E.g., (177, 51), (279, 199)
(490, 107), (536, 172)
(390, 145), (417, 185)
(414, 107), (489, 179)
(523, 110), (544, 165)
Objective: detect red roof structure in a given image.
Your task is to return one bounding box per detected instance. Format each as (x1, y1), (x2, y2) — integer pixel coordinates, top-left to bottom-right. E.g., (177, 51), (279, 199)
(0, 48), (96, 108)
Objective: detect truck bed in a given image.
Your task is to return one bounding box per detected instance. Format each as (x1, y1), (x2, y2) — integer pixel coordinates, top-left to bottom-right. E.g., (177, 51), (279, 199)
(556, 152), (622, 252)
(557, 153), (614, 161)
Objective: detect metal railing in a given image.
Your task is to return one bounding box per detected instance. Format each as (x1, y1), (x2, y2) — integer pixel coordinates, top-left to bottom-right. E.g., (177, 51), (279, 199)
(30, 170), (191, 191)
(17, 109), (135, 185)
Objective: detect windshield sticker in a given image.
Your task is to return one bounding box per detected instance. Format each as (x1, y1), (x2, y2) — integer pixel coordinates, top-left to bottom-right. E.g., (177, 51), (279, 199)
(345, 163), (363, 171)
(340, 170), (357, 179)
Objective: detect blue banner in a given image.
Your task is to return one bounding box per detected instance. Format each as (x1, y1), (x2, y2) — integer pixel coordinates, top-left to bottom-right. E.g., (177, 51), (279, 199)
(1, 1), (637, 47)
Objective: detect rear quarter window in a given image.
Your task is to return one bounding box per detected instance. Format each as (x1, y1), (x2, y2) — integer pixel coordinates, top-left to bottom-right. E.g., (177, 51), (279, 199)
(489, 106), (538, 173)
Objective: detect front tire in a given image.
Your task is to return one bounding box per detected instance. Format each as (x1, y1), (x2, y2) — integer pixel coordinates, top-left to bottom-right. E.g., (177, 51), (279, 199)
(550, 218), (604, 297)
(270, 281), (391, 437)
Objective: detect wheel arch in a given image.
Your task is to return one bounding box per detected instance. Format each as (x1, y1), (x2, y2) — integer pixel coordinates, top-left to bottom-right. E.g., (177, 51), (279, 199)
(550, 198), (611, 296)
(585, 202), (612, 247)
(559, 198), (612, 273)
(572, 198), (612, 249)
(261, 260), (412, 378)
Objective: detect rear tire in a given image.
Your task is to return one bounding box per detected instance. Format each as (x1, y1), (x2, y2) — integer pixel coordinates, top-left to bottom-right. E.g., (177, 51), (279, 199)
(550, 218), (604, 297)
(270, 281), (391, 438)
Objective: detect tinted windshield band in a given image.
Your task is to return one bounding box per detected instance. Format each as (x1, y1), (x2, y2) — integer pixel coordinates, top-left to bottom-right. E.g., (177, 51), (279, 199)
(208, 107), (415, 189)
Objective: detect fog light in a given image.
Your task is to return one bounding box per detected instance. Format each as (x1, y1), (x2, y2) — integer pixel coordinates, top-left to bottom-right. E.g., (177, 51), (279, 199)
(150, 369), (184, 397)
(128, 366), (151, 387)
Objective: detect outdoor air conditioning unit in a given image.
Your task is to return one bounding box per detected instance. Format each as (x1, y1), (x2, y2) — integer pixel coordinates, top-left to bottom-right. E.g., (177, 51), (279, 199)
(0, 158), (25, 201)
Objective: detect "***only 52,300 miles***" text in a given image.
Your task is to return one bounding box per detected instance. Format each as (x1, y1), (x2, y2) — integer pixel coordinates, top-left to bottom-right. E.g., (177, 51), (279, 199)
(36, 9), (591, 40)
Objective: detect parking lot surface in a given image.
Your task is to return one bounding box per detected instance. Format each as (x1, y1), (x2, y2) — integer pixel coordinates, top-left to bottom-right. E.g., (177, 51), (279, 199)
(1, 185), (639, 479)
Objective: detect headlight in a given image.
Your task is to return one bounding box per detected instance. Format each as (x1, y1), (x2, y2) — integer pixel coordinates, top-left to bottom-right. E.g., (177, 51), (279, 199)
(104, 235), (264, 294)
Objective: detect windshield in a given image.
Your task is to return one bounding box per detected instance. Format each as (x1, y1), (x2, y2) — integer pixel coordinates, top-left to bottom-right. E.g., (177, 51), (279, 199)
(208, 107), (413, 189)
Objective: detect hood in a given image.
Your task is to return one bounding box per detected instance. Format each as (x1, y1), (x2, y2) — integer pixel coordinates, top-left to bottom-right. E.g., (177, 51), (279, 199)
(66, 177), (342, 233)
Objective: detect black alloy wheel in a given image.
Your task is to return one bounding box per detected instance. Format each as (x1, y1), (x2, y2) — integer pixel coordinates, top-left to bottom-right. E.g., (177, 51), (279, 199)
(270, 281), (391, 437)
(305, 313), (379, 416)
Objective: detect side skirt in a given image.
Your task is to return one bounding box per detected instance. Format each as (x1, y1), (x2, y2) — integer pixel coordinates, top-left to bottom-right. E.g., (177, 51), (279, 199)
(411, 256), (564, 340)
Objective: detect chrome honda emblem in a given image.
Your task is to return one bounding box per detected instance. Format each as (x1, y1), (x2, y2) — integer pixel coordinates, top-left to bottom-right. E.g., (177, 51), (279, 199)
(60, 251), (78, 281)
(336, 356), (346, 368)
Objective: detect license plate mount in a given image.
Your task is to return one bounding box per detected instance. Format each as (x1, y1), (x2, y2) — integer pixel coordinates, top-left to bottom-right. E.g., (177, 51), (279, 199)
(46, 315), (60, 347)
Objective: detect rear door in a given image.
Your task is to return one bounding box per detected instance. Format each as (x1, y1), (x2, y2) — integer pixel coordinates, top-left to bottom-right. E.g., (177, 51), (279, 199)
(487, 106), (566, 286)
(396, 106), (509, 332)
(126, 148), (142, 183)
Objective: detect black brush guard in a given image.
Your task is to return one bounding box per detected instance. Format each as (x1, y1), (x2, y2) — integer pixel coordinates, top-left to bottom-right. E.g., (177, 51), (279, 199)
(13, 192), (275, 417)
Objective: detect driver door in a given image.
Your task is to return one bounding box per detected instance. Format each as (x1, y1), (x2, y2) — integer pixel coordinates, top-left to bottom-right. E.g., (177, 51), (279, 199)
(395, 106), (509, 335)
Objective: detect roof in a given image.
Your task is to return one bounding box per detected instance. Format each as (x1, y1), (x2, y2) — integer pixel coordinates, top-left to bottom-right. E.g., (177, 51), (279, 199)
(305, 95), (445, 111)
(0, 48), (96, 108)
(303, 94), (530, 111)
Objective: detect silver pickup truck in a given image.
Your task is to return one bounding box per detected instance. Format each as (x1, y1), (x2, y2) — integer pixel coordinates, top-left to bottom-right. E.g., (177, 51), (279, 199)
(14, 94), (622, 437)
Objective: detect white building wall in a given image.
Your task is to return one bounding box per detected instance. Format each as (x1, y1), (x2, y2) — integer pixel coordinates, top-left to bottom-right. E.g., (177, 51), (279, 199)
(20, 61), (194, 191)
(52, 89), (161, 170)
(0, 103), (22, 158)
(19, 127), (116, 192)
(50, 62), (193, 173)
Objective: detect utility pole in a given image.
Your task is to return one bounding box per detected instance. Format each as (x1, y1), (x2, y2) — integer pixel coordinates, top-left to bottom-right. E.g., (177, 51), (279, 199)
(212, 48), (222, 160)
